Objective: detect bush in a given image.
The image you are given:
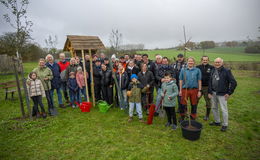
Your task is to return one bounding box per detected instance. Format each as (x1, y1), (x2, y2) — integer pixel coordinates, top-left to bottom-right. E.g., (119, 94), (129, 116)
(245, 41), (260, 53)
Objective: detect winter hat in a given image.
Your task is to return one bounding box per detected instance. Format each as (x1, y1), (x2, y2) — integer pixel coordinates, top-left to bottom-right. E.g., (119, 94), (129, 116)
(111, 54), (116, 59)
(131, 74), (138, 80)
(77, 66), (82, 71)
(177, 53), (184, 58)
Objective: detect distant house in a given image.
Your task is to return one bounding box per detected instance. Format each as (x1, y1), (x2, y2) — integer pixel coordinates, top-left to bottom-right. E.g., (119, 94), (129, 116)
(63, 35), (105, 57)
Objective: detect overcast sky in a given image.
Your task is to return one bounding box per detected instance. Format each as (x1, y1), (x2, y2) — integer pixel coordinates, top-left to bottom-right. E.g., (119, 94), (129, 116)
(0, 0), (259, 49)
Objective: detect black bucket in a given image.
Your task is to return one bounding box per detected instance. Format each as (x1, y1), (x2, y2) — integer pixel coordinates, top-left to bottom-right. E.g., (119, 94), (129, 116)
(180, 120), (203, 141)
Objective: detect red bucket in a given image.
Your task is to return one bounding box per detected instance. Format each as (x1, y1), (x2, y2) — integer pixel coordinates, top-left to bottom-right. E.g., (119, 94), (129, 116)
(147, 104), (156, 125)
(80, 102), (92, 112)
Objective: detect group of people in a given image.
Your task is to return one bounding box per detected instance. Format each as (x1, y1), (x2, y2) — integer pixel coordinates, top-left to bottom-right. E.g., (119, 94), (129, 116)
(26, 52), (237, 132)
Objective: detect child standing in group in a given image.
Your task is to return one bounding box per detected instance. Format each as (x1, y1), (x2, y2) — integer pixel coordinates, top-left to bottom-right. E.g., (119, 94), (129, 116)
(127, 74), (145, 122)
(160, 72), (179, 130)
(27, 72), (47, 118)
(67, 72), (79, 108)
(76, 66), (88, 103)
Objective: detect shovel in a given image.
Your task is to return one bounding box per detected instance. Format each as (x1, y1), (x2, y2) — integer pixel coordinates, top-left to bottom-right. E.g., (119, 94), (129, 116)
(158, 90), (167, 118)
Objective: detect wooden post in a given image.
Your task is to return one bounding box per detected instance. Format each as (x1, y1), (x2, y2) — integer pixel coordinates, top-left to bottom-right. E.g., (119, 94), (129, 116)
(18, 53), (32, 119)
(81, 50), (89, 101)
(89, 49), (95, 107)
(12, 57), (25, 118)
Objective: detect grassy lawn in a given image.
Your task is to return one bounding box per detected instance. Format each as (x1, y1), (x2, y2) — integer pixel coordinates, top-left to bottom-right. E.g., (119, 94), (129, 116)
(137, 47), (260, 62)
(0, 62), (260, 160)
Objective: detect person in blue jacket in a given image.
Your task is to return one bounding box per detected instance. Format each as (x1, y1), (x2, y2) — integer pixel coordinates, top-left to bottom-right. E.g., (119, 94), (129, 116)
(67, 72), (79, 108)
(45, 54), (65, 108)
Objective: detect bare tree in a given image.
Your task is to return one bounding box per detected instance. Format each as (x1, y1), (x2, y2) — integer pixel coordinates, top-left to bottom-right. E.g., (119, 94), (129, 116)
(0, 0), (33, 54)
(45, 35), (58, 54)
(109, 29), (122, 52)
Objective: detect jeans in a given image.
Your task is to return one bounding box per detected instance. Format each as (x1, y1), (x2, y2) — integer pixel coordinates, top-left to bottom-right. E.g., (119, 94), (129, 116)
(50, 88), (63, 105)
(31, 95), (45, 115)
(155, 88), (162, 112)
(211, 92), (228, 126)
(78, 86), (87, 103)
(69, 90), (78, 105)
(129, 102), (143, 119)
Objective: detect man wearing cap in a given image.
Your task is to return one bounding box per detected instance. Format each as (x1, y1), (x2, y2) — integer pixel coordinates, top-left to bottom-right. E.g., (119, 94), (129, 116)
(173, 53), (186, 113)
(93, 58), (102, 101)
(196, 56), (214, 120)
(179, 57), (202, 121)
(208, 57), (237, 132)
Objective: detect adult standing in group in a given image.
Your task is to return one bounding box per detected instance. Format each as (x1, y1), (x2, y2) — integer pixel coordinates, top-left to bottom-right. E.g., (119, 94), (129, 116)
(66, 57), (79, 80)
(57, 53), (70, 103)
(32, 58), (54, 115)
(100, 53), (106, 63)
(142, 54), (156, 101)
(124, 54), (130, 64)
(93, 58), (102, 101)
(208, 57), (237, 132)
(84, 54), (91, 96)
(116, 63), (129, 109)
(154, 54), (162, 91)
(45, 54), (65, 108)
(142, 54), (156, 77)
(138, 63), (154, 114)
(125, 60), (140, 81)
(119, 56), (127, 69)
(100, 63), (114, 105)
(179, 57), (202, 121)
(135, 54), (143, 69)
(173, 53), (186, 113)
(155, 57), (175, 115)
(75, 56), (83, 68)
(154, 54), (162, 68)
(196, 56), (214, 120)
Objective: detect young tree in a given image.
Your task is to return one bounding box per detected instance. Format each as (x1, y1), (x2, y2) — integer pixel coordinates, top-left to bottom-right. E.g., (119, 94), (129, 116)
(45, 35), (58, 54)
(0, 0), (33, 55)
(109, 29), (122, 52)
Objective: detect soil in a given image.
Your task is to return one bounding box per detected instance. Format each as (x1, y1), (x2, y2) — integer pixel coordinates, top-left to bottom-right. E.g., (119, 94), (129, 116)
(184, 124), (198, 131)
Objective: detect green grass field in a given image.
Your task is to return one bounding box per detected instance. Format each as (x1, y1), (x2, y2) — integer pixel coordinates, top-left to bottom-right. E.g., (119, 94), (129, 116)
(138, 47), (260, 62)
(0, 60), (260, 160)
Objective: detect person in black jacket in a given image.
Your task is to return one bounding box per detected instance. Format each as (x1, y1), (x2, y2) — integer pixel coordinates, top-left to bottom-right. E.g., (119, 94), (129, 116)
(172, 53), (186, 113)
(125, 60), (140, 81)
(155, 57), (175, 115)
(138, 63), (155, 113)
(208, 57), (237, 132)
(142, 54), (156, 77)
(93, 58), (102, 101)
(84, 54), (91, 96)
(115, 63), (129, 109)
(100, 64), (114, 105)
(196, 56), (214, 120)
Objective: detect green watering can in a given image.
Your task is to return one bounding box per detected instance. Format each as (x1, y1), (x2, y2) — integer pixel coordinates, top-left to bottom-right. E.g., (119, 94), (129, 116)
(97, 100), (112, 113)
